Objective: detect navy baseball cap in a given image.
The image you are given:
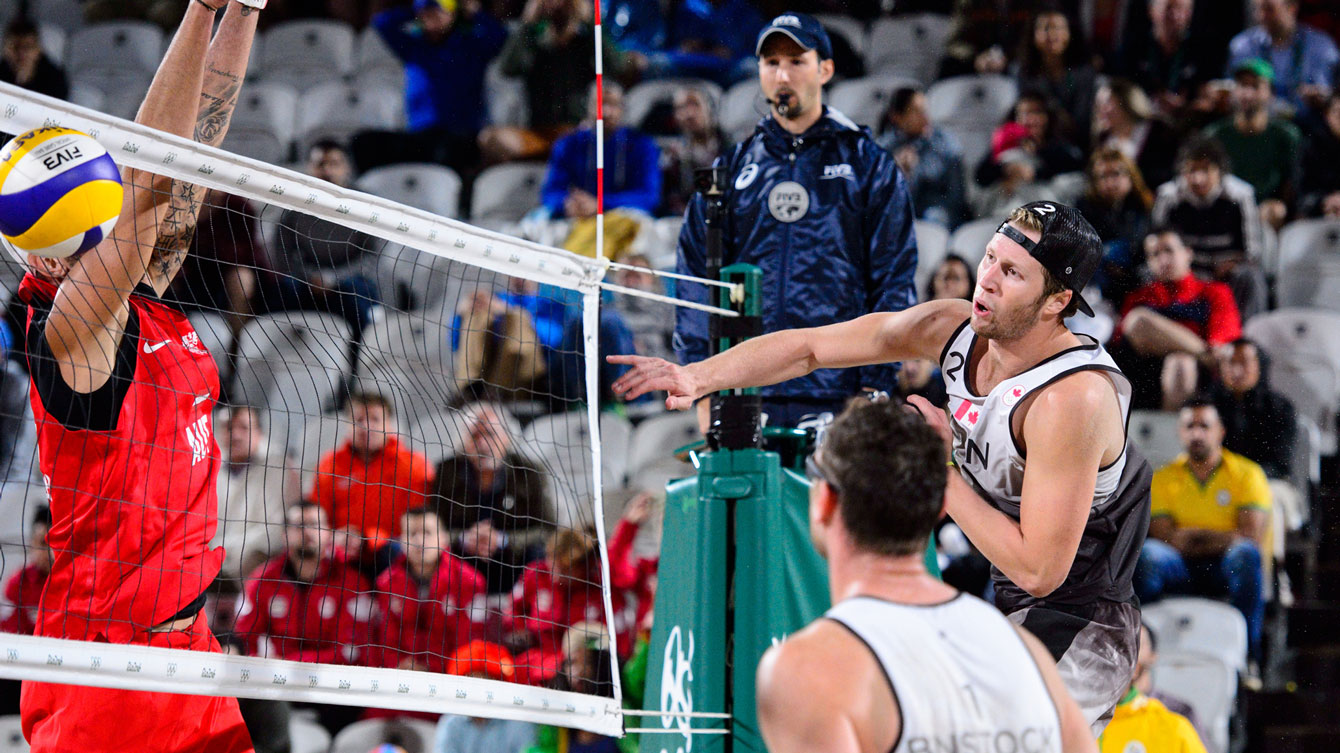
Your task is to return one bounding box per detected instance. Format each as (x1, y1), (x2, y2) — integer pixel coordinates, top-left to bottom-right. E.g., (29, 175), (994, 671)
(995, 201), (1102, 317)
(755, 13), (833, 60)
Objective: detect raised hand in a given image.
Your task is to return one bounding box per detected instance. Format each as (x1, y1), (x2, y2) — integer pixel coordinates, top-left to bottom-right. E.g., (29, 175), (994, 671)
(608, 355), (702, 410)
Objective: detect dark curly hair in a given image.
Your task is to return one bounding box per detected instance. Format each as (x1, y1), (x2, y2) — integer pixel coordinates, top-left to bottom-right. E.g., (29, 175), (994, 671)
(817, 399), (948, 557)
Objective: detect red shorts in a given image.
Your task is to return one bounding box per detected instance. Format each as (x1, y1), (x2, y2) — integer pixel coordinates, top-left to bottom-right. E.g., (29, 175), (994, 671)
(20, 614), (254, 753)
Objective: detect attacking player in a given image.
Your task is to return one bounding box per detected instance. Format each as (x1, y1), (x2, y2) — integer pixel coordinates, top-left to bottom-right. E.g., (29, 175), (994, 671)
(11, 0), (263, 750)
(756, 400), (1095, 753)
(612, 202), (1150, 733)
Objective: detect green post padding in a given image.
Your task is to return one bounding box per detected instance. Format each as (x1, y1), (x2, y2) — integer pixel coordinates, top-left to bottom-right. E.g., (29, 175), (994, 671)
(639, 473), (730, 753)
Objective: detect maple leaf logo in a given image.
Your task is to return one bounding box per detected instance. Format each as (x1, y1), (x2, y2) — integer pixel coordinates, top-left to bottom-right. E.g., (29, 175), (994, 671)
(967, 411), (979, 425)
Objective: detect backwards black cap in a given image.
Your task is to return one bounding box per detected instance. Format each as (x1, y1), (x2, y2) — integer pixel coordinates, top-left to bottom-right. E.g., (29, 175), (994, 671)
(995, 201), (1102, 318)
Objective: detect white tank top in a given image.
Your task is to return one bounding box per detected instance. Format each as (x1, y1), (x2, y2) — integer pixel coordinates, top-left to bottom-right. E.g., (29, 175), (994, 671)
(826, 594), (1061, 752)
(938, 320), (1133, 519)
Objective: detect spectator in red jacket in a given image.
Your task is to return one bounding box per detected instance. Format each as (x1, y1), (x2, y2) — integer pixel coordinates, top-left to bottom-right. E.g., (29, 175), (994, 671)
(0, 505), (50, 635)
(235, 502), (374, 665)
(607, 493), (658, 634)
(312, 392), (435, 574)
(508, 529), (632, 684)
(374, 507), (487, 672)
(1111, 227), (1242, 411)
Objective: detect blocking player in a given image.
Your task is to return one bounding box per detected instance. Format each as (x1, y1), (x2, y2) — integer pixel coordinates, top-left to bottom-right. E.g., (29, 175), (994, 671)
(11, 1), (263, 750)
(756, 400), (1095, 753)
(612, 202), (1151, 733)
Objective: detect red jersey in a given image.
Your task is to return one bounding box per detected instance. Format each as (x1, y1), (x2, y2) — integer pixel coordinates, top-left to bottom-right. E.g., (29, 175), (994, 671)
(311, 437), (434, 547)
(235, 554), (374, 665)
(607, 519), (657, 633)
(19, 275), (224, 643)
(373, 553), (486, 671)
(0, 564), (49, 635)
(510, 560), (635, 658)
(1117, 274), (1243, 347)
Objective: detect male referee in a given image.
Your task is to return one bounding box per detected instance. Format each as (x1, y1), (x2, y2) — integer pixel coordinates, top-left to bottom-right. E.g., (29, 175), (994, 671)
(674, 12), (918, 430)
(10, 0), (263, 750)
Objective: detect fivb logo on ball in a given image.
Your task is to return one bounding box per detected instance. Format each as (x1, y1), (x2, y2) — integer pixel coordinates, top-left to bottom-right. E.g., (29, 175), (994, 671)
(0, 126), (123, 260)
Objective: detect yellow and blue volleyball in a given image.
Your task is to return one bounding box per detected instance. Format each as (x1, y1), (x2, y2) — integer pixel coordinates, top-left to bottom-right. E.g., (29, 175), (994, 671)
(0, 127), (122, 259)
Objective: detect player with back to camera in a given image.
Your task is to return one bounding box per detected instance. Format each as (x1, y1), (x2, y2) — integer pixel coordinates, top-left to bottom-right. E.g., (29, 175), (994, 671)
(6, 0), (264, 750)
(612, 201), (1151, 734)
(756, 400), (1095, 753)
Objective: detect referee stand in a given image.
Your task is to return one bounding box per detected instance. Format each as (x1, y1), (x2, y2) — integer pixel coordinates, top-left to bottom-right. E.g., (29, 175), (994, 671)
(633, 168), (937, 752)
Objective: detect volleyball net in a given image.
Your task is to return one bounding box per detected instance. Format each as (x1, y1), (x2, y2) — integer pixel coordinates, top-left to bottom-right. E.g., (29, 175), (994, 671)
(0, 81), (715, 738)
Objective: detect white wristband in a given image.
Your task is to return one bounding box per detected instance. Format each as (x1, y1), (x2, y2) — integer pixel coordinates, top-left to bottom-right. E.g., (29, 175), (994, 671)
(234, 0), (266, 8)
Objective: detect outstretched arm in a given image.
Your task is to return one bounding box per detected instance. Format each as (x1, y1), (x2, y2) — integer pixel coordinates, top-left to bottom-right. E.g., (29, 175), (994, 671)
(145, 0), (261, 295)
(610, 299), (970, 410)
(44, 0), (220, 393)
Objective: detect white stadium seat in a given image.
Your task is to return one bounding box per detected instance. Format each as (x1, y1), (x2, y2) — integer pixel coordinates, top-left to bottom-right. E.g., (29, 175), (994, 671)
(38, 25), (65, 65)
(356, 163), (462, 219)
(814, 14), (867, 57)
(471, 162), (548, 224)
(232, 312), (352, 415)
(1144, 596), (1249, 673)
(628, 410), (700, 479)
(484, 59), (528, 128)
(912, 219), (950, 295)
(624, 79), (723, 131)
(1128, 409), (1183, 470)
(34, 0), (83, 32)
(67, 79), (106, 114)
(289, 714), (332, 753)
(0, 714), (27, 752)
(184, 310), (234, 381)
(222, 81), (298, 165)
(828, 75), (920, 132)
(66, 22), (162, 78)
(946, 216), (998, 268)
(69, 72), (150, 121)
(650, 216), (685, 269)
(356, 313), (456, 417)
(520, 412), (596, 529)
(1151, 649), (1236, 753)
(1243, 308), (1340, 454)
(927, 75), (1018, 171)
(1275, 219), (1340, 310)
(258, 19), (355, 90)
(296, 82), (404, 150)
(866, 14), (952, 84)
(357, 25), (405, 85)
(721, 78), (765, 142)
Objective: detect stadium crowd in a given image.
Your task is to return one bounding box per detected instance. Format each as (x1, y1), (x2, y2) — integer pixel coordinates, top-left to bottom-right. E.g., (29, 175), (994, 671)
(1, 0), (1340, 750)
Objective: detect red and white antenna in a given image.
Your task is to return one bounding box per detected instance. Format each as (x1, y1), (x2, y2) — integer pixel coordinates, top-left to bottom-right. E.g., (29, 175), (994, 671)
(592, 0), (605, 260)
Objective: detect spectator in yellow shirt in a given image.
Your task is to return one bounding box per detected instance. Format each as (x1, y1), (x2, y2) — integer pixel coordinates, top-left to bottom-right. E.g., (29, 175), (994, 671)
(1136, 396), (1270, 663)
(1101, 623), (1208, 753)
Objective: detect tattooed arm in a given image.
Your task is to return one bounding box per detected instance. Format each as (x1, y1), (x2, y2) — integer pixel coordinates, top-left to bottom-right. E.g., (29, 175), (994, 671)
(145, 2), (260, 296)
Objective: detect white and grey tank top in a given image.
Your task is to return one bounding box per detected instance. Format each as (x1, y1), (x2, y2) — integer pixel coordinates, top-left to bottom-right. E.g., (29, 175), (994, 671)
(826, 594), (1062, 753)
(938, 319), (1151, 611)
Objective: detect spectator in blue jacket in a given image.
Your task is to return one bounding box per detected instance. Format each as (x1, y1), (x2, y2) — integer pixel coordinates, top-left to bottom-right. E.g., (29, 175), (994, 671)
(365, 0), (506, 172)
(877, 86), (968, 229)
(1227, 0), (1338, 114)
(674, 13), (919, 429)
(540, 82), (662, 218)
(665, 0), (764, 86)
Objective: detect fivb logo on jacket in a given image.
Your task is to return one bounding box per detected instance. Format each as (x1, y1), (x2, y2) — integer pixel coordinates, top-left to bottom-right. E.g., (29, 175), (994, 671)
(768, 181), (809, 222)
(821, 163), (854, 181)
